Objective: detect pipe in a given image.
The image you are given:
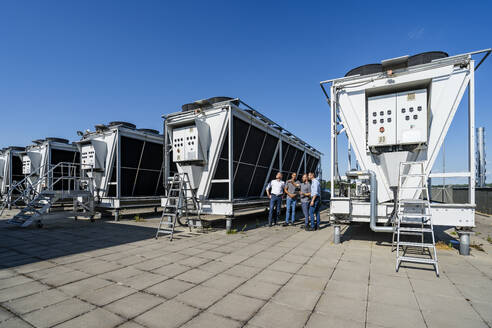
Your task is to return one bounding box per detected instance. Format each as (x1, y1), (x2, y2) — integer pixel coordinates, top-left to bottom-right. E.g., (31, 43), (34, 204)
(346, 170), (394, 233)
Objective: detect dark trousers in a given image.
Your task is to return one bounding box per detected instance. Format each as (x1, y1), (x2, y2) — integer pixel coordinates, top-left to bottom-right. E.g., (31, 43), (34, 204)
(268, 195), (282, 225)
(309, 198), (321, 228)
(301, 202), (310, 227)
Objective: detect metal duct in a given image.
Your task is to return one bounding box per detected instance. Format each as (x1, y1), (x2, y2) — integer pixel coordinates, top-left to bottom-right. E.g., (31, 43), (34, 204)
(346, 170), (394, 233)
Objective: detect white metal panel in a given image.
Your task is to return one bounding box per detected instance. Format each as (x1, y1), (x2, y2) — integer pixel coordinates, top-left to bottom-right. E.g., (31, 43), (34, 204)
(22, 155), (32, 174)
(367, 94), (397, 146)
(172, 125), (203, 162)
(396, 89), (428, 145)
(81, 144), (96, 168)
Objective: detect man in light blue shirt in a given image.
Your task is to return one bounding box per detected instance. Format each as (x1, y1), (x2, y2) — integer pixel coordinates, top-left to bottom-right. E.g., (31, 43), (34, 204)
(308, 172), (321, 230)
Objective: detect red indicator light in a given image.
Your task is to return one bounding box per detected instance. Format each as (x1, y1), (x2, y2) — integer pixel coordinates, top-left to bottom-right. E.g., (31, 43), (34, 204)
(379, 127), (385, 133)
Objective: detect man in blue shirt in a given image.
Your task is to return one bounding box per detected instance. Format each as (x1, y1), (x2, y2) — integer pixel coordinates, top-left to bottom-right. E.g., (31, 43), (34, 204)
(308, 172), (321, 230)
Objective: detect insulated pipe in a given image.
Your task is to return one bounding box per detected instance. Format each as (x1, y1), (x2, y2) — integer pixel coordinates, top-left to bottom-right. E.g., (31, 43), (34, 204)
(346, 170), (394, 233)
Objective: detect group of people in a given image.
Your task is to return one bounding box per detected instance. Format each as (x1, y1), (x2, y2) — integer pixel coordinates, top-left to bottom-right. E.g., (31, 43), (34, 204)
(265, 171), (321, 231)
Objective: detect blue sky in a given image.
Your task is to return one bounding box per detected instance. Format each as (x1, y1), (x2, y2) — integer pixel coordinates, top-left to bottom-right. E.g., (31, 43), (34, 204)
(1, 1), (491, 182)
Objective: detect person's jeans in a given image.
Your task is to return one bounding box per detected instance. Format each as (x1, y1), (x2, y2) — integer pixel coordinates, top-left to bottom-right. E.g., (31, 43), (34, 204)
(285, 197), (296, 224)
(309, 198), (321, 228)
(301, 202), (310, 227)
(268, 195), (282, 225)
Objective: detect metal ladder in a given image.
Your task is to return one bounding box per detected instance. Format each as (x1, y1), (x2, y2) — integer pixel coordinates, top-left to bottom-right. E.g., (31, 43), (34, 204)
(6, 162), (94, 227)
(394, 161), (439, 276)
(155, 172), (201, 241)
(8, 191), (60, 227)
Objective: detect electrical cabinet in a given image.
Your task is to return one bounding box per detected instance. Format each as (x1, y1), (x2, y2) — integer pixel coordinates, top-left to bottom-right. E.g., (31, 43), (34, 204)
(81, 144), (97, 168)
(367, 89), (428, 147)
(172, 125), (203, 162)
(396, 89), (428, 145)
(367, 94), (397, 146)
(22, 156), (32, 174)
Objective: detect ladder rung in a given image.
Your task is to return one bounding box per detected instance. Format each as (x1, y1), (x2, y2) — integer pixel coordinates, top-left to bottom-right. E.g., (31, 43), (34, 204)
(399, 231), (425, 236)
(398, 227), (433, 233)
(398, 242), (435, 248)
(400, 174), (426, 178)
(398, 213), (431, 218)
(162, 213), (177, 217)
(398, 256), (437, 265)
(157, 230), (173, 234)
(399, 199), (428, 204)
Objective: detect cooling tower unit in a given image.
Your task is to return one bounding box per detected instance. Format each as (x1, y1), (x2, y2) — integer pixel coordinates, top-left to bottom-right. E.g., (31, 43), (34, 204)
(0, 146), (25, 200)
(76, 122), (173, 218)
(163, 97), (322, 216)
(22, 138), (80, 196)
(320, 49), (491, 229)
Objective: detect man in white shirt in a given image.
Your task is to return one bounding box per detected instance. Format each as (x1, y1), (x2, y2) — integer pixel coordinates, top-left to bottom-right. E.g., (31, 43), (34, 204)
(266, 172), (285, 227)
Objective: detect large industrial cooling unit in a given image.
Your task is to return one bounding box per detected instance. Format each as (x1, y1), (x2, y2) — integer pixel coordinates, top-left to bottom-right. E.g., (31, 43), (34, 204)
(0, 146), (25, 197)
(320, 49), (491, 231)
(162, 97), (322, 216)
(77, 121), (173, 217)
(22, 138), (80, 195)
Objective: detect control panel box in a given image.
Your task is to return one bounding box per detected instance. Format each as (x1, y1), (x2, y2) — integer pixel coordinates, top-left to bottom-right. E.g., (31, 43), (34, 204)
(81, 144), (97, 168)
(367, 94), (397, 147)
(367, 89), (428, 147)
(172, 125), (203, 162)
(396, 89), (428, 145)
(22, 155), (32, 174)
(22, 155), (32, 175)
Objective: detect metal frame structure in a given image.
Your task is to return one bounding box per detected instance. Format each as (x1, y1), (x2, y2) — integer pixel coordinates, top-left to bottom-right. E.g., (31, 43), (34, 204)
(0, 146), (24, 201)
(21, 138), (80, 196)
(320, 49), (491, 230)
(76, 123), (167, 219)
(476, 127), (486, 187)
(163, 98), (322, 217)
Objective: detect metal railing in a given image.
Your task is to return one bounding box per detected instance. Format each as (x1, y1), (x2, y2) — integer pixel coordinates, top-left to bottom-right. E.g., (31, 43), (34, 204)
(0, 162), (93, 215)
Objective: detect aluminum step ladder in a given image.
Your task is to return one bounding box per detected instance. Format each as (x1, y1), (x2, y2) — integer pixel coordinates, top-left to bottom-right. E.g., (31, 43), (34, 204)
(7, 191), (60, 227)
(155, 172), (201, 241)
(394, 161), (439, 276)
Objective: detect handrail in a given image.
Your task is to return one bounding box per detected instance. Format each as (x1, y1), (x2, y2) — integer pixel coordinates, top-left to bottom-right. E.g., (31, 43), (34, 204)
(1, 162), (94, 214)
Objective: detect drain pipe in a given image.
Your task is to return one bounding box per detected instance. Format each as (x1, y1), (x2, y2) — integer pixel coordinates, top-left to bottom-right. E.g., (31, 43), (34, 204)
(346, 170), (394, 233)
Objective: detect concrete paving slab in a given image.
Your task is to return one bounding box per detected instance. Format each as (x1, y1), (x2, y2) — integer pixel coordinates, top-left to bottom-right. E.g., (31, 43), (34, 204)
(104, 292), (163, 319)
(175, 285), (228, 309)
(116, 321), (147, 328)
(306, 312), (365, 328)
(22, 298), (94, 328)
(202, 273), (247, 292)
(182, 311), (242, 328)
(120, 272), (168, 290)
(0, 317), (32, 328)
(58, 276), (113, 296)
(0, 281), (49, 302)
(0, 307), (13, 322)
(0, 275), (33, 289)
(235, 279), (282, 300)
(175, 268), (215, 284)
(134, 300), (200, 328)
(224, 264), (263, 279)
(78, 283), (136, 306)
(53, 308), (125, 328)
(208, 293), (265, 322)
(145, 278), (195, 299)
(367, 300), (427, 328)
(151, 263), (191, 277)
(315, 293), (366, 323)
(248, 301), (311, 328)
(272, 286), (321, 311)
(3, 288), (69, 315)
